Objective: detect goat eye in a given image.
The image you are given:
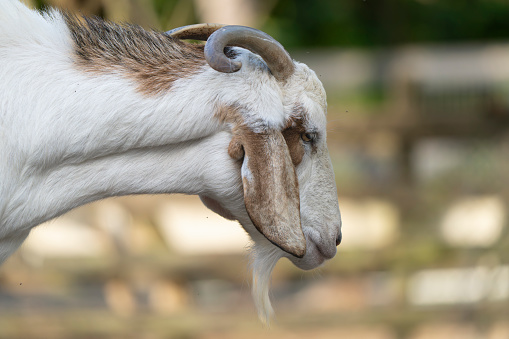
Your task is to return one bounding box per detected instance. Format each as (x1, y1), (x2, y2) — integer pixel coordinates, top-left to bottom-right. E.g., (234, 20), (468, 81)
(301, 132), (315, 143)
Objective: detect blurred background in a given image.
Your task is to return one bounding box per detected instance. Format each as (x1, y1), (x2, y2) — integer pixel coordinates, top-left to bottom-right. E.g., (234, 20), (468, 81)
(2, 0), (509, 338)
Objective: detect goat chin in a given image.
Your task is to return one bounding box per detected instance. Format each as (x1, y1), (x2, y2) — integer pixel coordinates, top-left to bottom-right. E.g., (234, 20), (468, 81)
(249, 242), (283, 325)
(249, 235), (335, 324)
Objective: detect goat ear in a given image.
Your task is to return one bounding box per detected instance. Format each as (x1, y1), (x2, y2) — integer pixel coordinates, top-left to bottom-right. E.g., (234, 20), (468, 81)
(234, 129), (306, 258)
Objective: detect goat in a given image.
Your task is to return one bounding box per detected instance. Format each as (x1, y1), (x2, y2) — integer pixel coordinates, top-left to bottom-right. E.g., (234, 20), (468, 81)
(0, 0), (342, 323)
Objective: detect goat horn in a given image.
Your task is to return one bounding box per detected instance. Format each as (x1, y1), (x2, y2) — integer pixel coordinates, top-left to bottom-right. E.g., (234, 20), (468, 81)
(166, 23), (225, 41)
(204, 25), (295, 82)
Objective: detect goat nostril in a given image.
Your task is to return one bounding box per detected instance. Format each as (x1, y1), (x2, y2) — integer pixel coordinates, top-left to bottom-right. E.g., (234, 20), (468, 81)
(336, 232), (342, 246)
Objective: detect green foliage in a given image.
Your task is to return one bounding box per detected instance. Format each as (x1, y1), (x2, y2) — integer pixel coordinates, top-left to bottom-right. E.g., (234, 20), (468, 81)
(268, 0), (509, 48)
(34, 0), (509, 47)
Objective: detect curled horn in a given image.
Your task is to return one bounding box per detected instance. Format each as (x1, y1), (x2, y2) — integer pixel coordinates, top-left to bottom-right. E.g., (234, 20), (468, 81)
(166, 23), (225, 41)
(204, 25), (295, 82)
(167, 24), (295, 81)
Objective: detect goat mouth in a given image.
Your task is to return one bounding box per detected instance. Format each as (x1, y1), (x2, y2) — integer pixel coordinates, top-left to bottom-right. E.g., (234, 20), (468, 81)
(315, 241), (337, 260)
(306, 229), (337, 260)
(287, 238), (328, 270)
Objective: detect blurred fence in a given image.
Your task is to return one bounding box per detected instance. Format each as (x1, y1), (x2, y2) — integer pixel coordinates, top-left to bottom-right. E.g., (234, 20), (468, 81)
(1, 4), (509, 337)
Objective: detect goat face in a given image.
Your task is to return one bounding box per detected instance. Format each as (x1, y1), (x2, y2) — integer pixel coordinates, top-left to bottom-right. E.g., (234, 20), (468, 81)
(173, 25), (342, 270)
(281, 63), (342, 270)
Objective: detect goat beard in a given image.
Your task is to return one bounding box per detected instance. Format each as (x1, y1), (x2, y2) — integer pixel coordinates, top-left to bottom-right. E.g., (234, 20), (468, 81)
(249, 242), (283, 325)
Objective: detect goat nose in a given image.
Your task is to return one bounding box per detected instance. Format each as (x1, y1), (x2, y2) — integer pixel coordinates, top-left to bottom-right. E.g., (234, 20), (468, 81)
(336, 232), (342, 246)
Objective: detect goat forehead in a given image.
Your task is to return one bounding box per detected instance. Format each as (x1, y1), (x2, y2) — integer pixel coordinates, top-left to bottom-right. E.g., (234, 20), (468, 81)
(303, 98), (327, 130)
(283, 64), (327, 129)
(291, 62), (327, 108)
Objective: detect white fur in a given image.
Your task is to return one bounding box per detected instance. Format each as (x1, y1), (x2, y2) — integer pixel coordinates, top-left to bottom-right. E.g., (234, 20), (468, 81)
(241, 155), (254, 183)
(0, 0), (341, 323)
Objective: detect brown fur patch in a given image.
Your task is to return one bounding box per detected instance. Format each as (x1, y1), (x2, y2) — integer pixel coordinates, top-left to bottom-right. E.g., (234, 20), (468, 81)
(214, 103), (246, 159)
(215, 103), (245, 127)
(64, 14), (206, 95)
(215, 104), (306, 166)
(282, 118), (306, 166)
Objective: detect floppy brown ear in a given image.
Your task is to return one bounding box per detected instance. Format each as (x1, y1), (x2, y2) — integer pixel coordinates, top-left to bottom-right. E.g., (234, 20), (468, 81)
(230, 128), (306, 258)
